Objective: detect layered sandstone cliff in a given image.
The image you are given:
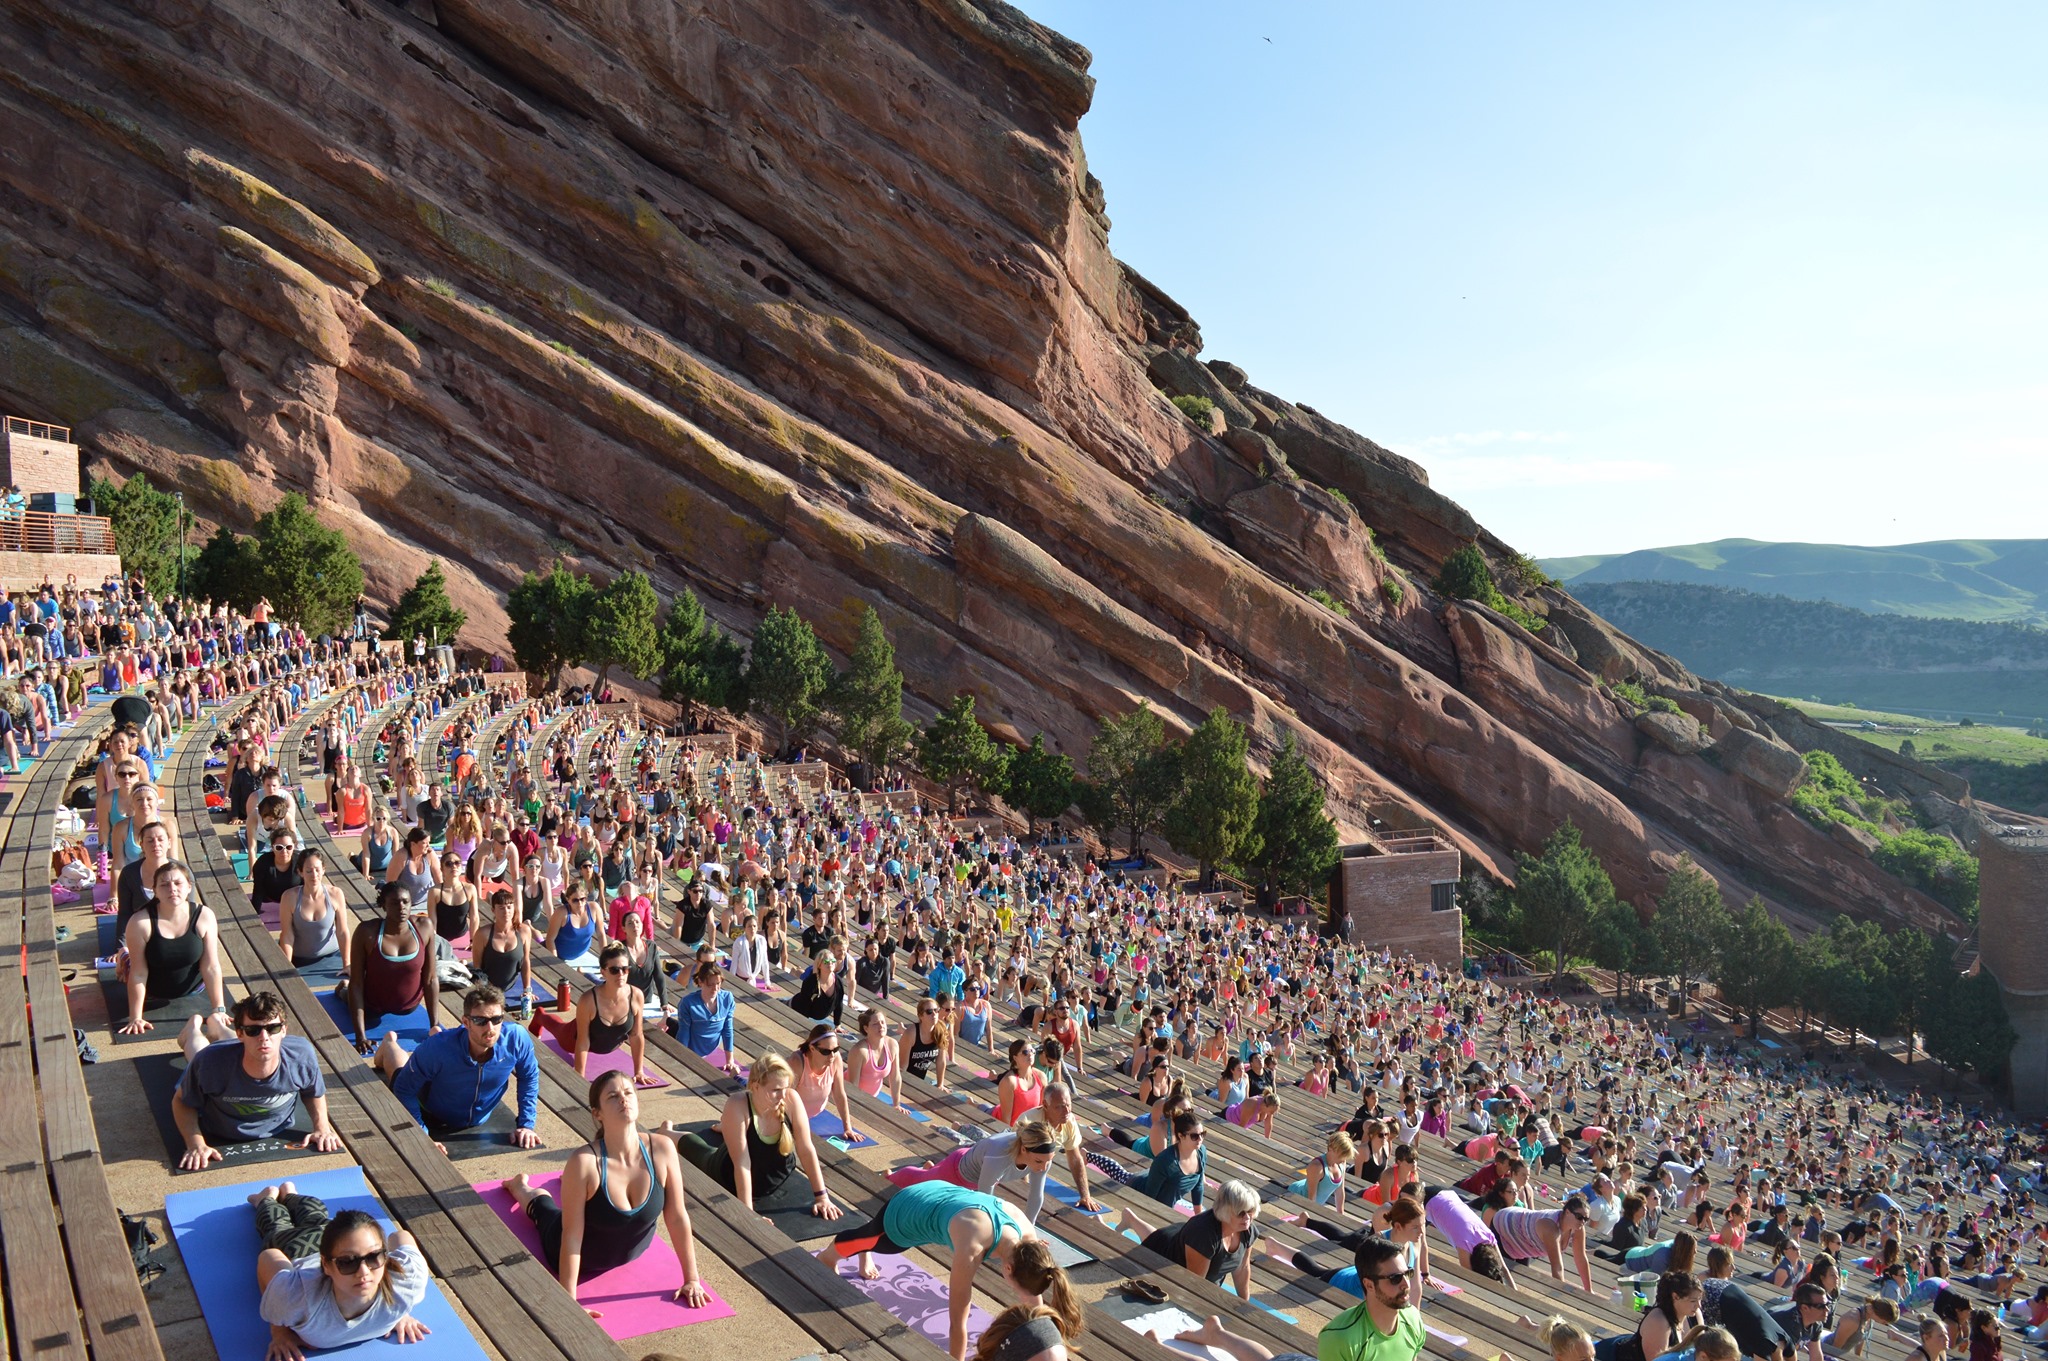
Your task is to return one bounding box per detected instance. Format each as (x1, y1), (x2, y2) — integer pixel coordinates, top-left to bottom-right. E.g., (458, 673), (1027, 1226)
(0, 0), (1960, 933)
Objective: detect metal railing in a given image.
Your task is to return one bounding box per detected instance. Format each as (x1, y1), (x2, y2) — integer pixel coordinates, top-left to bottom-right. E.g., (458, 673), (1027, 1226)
(0, 511), (117, 554)
(5, 415), (71, 442)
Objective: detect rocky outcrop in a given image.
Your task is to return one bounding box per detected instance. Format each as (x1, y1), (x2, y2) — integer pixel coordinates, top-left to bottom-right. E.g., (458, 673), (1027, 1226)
(0, 0), (1965, 935)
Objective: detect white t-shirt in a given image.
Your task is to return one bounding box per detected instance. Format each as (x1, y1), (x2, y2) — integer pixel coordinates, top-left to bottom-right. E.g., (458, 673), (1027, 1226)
(259, 1244), (430, 1349)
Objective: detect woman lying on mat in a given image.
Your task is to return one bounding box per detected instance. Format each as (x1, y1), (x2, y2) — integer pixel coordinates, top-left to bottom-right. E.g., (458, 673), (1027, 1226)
(818, 1179), (1044, 1361)
(505, 1070), (709, 1317)
(887, 1119), (1068, 1222)
(120, 859), (227, 1037)
(660, 1055), (843, 1221)
(250, 1182), (429, 1361)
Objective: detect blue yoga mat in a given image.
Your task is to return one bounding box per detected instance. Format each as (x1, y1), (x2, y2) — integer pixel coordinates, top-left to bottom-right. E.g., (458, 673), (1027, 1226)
(876, 1092), (931, 1122)
(1045, 1180), (1110, 1215)
(319, 988), (433, 1052)
(810, 1110), (878, 1151)
(164, 1166), (490, 1361)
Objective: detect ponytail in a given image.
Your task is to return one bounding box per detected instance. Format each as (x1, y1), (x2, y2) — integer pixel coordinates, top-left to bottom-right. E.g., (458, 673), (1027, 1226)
(971, 1239), (1081, 1361)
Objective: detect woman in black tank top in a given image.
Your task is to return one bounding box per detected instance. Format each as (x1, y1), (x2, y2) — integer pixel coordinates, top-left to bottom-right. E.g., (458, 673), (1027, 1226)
(472, 889), (533, 1003)
(121, 861), (224, 1034)
(572, 945), (654, 1084)
(505, 1070), (710, 1312)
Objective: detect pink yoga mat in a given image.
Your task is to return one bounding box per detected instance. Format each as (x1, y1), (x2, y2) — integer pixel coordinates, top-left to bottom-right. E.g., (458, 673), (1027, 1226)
(834, 1254), (993, 1348)
(540, 1032), (669, 1087)
(474, 1173), (734, 1340)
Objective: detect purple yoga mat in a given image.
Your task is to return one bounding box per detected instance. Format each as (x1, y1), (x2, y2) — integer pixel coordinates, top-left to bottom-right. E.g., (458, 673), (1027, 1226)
(474, 1173), (734, 1340)
(833, 1254), (993, 1348)
(540, 1031), (670, 1087)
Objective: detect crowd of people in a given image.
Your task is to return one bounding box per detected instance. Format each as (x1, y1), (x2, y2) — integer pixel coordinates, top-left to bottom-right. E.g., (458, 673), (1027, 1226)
(69, 573), (2048, 1361)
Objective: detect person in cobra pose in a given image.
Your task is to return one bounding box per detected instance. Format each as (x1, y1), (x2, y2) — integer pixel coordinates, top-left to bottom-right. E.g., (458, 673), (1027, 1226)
(385, 827), (441, 917)
(849, 1007), (901, 1108)
(887, 1119), (1069, 1224)
(547, 881), (601, 968)
(471, 888), (534, 1006)
(278, 847), (347, 972)
(339, 882), (440, 1055)
(423, 849), (480, 955)
(531, 944), (658, 1085)
(503, 1071), (709, 1318)
(993, 1038), (1048, 1128)
(819, 1178), (1043, 1361)
(120, 859), (229, 1039)
(353, 804), (397, 881)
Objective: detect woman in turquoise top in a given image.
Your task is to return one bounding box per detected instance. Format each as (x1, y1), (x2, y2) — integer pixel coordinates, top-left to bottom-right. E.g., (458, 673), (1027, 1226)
(821, 1180), (1037, 1361)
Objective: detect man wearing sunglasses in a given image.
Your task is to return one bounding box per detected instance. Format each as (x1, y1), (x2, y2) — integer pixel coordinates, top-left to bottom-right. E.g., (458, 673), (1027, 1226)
(172, 991), (342, 1172)
(389, 983), (543, 1154)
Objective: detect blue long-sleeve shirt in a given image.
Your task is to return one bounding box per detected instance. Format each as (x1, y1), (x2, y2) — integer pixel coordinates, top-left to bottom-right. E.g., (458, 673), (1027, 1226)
(675, 986), (735, 1058)
(392, 1022), (539, 1132)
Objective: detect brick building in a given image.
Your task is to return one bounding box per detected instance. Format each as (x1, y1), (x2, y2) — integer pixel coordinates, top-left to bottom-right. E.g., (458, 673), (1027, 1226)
(1979, 829), (2048, 1116)
(1330, 831), (1463, 966)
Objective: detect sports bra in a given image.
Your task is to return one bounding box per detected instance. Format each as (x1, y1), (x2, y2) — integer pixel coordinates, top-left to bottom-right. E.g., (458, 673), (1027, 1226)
(478, 927), (526, 990)
(142, 900), (205, 1003)
(584, 994), (633, 1055)
(552, 908), (596, 963)
(855, 1040), (894, 1095)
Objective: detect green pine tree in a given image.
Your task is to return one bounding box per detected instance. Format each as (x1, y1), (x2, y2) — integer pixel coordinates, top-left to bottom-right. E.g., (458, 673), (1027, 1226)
(1507, 823), (1619, 987)
(506, 561), (595, 690)
(1651, 855), (1728, 1017)
(579, 570), (661, 692)
(90, 472), (192, 589)
(658, 587), (748, 714)
(248, 493), (363, 636)
(383, 562), (467, 646)
(1081, 703), (1180, 858)
(1162, 707), (1262, 888)
(1239, 732), (1340, 901)
(188, 525), (264, 611)
(1004, 734), (1077, 838)
(747, 604), (833, 755)
(1712, 897), (1797, 1037)
(918, 692), (1003, 814)
(830, 606), (914, 772)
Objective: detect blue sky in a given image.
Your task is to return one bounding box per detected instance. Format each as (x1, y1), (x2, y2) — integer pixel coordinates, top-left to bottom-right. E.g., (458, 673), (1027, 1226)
(1018, 2), (2048, 558)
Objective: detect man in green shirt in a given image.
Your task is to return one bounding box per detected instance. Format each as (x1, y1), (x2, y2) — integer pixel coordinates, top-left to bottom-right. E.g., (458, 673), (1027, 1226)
(1162, 1240), (1424, 1361)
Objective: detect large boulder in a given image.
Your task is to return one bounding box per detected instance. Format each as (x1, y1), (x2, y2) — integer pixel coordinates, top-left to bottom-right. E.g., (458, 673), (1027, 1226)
(1636, 710), (1710, 757)
(1711, 727), (1809, 797)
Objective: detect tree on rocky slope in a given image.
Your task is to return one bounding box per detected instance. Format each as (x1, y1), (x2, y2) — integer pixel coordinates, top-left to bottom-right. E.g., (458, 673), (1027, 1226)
(579, 570), (660, 693)
(384, 561), (466, 646)
(507, 561), (594, 690)
(188, 525), (263, 611)
(1003, 734), (1076, 837)
(248, 493), (364, 637)
(658, 586), (747, 715)
(1079, 703), (1180, 859)
(831, 605), (914, 774)
(747, 604), (832, 756)
(1652, 855), (1728, 1017)
(90, 472), (191, 590)
(1508, 823), (1625, 987)
(919, 692), (1005, 815)
(1239, 732), (1340, 903)
(1163, 707), (1261, 890)
(1712, 897), (1797, 1037)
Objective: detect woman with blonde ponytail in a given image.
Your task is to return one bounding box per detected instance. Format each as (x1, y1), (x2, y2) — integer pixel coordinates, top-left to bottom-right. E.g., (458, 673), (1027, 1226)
(973, 1237), (1082, 1361)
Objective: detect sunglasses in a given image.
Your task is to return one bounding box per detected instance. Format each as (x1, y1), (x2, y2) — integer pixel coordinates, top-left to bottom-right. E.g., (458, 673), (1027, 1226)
(1363, 1271), (1408, 1285)
(329, 1248), (387, 1274)
(605, 965), (630, 976)
(239, 1022), (285, 1038)
(815, 1044), (841, 1056)
(1184, 1130), (1206, 1142)
(465, 1013), (507, 1028)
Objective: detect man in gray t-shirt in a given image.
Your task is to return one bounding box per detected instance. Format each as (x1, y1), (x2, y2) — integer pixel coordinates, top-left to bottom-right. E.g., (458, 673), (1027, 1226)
(173, 992), (341, 1171)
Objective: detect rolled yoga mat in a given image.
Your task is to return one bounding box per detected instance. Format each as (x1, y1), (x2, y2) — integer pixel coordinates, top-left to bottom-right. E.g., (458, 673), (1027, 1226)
(164, 1165), (490, 1361)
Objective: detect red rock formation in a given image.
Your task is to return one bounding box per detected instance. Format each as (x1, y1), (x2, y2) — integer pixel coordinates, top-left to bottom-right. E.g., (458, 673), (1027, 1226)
(0, 0), (1962, 932)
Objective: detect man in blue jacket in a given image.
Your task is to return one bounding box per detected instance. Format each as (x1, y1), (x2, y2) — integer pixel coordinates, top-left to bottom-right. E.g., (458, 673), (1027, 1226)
(384, 983), (542, 1153)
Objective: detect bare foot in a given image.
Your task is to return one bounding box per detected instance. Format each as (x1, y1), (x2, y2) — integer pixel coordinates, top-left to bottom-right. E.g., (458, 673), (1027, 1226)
(248, 1184), (282, 1206)
(507, 1172), (531, 1200)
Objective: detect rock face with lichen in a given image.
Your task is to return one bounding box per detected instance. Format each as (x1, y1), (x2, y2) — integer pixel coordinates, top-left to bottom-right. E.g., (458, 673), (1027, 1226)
(0, 0), (1964, 935)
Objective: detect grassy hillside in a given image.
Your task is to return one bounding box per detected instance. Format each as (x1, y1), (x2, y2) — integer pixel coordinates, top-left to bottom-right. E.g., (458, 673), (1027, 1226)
(1569, 580), (2048, 721)
(1773, 698), (2048, 815)
(1543, 537), (2048, 624)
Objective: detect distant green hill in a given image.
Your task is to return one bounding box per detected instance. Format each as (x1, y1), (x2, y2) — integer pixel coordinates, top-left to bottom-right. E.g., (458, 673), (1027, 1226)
(1569, 581), (2048, 724)
(1542, 538), (2048, 625)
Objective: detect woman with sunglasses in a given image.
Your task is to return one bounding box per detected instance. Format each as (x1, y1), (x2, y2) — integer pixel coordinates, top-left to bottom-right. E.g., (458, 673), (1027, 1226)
(1484, 1192), (1596, 1294)
(425, 850), (480, 953)
(1091, 1112), (1210, 1210)
(504, 1070), (709, 1319)
(994, 1038), (1047, 1128)
(251, 1186), (429, 1361)
(792, 1022), (860, 1144)
(887, 1119), (1069, 1224)
(547, 882), (601, 969)
(253, 829), (304, 915)
(900, 994), (953, 1094)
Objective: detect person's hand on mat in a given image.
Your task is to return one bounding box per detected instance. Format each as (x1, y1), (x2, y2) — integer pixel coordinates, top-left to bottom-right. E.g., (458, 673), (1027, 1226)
(812, 1190), (843, 1220)
(632, 1069), (661, 1087)
(1078, 1192), (1105, 1212)
(432, 1140), (448, 1156)
(120, 1016), (153, 1035)
(267, 1324), (308, 1361)
(300, 1125), (343, 1154)
(179, 1138), (223, 1171)
(511, 1125), (542, 1150)
(385, 1317), (431, 1345)
(675, 1279), (710, 1309)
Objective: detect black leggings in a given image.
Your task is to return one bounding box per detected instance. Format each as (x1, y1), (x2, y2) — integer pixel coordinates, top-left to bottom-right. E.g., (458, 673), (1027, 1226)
(1304, 1215), (1372, 1252)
